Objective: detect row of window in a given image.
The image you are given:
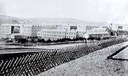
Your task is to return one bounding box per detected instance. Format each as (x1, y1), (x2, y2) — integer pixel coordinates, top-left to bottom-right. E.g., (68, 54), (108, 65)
(88, 30), (107, 33)
(38, 34), (76, 36)
(23, 30), (31, 32)
(38, 33), (76, 36)
(40, 35), (75, 38)
(39, 31), (76, 35)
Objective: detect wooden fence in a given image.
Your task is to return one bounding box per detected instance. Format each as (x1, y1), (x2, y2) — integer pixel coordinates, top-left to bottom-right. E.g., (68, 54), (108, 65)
(0, 37), (127, 76)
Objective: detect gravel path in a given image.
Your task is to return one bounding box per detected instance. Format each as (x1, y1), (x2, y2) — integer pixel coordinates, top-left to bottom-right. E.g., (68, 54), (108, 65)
(37, 41), (128, 76)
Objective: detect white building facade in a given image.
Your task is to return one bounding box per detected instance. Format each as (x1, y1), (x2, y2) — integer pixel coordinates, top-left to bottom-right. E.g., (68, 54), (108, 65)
(85, 27), (110, 38)
(37, 29), (77, 40)
(0, 24), (32, 39)
(0, 23), (98, 40)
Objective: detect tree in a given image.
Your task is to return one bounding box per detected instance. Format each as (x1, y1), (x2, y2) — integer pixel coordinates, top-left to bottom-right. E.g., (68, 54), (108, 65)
(110, 32), (115, 36)
(46, 39), (52, 43)
(88, 37), (95, 40)
(38, 39), (45, 43)
(6, 40), (13, 43)
(18, 38), (28, 44)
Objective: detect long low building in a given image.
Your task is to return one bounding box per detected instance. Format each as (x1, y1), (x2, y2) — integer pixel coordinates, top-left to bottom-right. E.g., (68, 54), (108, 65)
(83, 27), (111, 39)
(37, 29), (77, 40)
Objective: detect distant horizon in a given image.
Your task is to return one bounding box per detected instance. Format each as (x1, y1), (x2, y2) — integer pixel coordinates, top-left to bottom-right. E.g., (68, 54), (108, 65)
(0, 0), (128, 24)
(0, 14), (122, 24)
(0, 14), (108, 23)
(1, 14), (128, 25)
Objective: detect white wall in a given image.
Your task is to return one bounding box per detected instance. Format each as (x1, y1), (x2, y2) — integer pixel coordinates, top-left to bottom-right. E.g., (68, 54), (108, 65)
(0, 24), (32, 39)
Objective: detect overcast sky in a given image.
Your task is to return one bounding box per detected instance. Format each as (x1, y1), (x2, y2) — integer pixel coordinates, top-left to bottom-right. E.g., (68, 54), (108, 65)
(0, 0), (128, 23)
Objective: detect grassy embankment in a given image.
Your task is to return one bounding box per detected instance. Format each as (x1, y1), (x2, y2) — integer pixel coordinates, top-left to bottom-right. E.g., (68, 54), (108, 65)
(0, 37), (128, 76)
